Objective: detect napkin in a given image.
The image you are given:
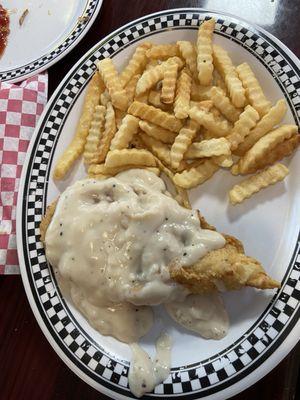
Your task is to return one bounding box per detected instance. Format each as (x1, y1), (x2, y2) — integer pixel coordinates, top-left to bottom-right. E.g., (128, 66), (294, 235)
(0, 74), (48, 274)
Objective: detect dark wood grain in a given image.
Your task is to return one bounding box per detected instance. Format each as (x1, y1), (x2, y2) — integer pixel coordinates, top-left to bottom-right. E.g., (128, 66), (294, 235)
(2, 1), (300, 399)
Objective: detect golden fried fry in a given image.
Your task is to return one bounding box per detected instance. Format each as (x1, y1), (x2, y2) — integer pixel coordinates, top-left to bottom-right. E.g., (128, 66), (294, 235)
(95, 101), (116, 163)
(136, 57), (183, 96)
(100, 90), (110, 106)
(174, 68), (192, 119)
(146, 44), (180, 59)
(139, 133), (172, 166)
(119, 42), (152, 87)
(189, 106), (230, 137)
(83, 105), (106, 164)
(170, 119), (199, 169)
(97, 58), (128, 110)
(110, 115), (139, 150)
(213, 45), (246, 108)
(227, 105), (260, 150)
(237, 124), (298, 174)
(114, 108), (126, 129)
(105, 148), (157, 168)
(177, 40), (198, 79)
(190, 82), (212, 101)
(53, 72), (103, 180)
(210, 86), (241, 122)
(139, 120), (176, 144)
(190, 100), (213, 111)
(214, 70), (227, 93)
(213, 154), (233, 168)
(234, 99), (287, 156)
(128, 101), (183, 132)
(148, 90), (171, 111)
(125, 73), (141, 104)
(173, 159), (219, 188)
(243, 134), (299, 172)
(197, 18), (215, 85)
(236, 62), (271, 117)
(88, 163), (159, 177)
(229, 163), (289, 204)
(161, 62), (178, 104)
(185, 138), (231, 158)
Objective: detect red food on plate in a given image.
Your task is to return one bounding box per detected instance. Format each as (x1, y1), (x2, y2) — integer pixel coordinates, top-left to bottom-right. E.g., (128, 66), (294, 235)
(0, 4), (10, 58)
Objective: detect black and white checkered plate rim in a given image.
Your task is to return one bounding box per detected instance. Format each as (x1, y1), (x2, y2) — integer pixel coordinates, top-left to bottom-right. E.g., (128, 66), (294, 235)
(17, 8), (300, 400)
(0, 0), (102, 83)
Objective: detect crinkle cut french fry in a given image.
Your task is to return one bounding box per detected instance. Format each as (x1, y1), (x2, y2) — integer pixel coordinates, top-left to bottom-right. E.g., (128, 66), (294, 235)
(237, 124), (298, 174)
(236, 62), (271, 117)
(190, 100), (213, 111)
(161, 62), (178, 104)
(148, 90), (171, 111)
(229, 164), (289, 205)
(227, 105), (260, 150)
(128, 101), (183, 132)
(197, 18), (215, 85)
(139, 120), (177, 144)
(53, 72), (103, 180)
(213, 154), (233, 168)
(110, 115), (140, 150)
(185, 138), (231, 158)
(175, 187), (191, 209)
(170, 120), (198, 169)
(83, 105), (106, 164)
(139, 132), (172, 166)
(177, 41), (198, 79)
(97, 58), (128, 111)
(115, 108), (126, 129)
(234, 99), (287, 156)
(214, 71), (228, 94)
(146, 44), (180, 59)
(119, 42), (152, 87)
(100, 90), (110, 106)
(105, 148), (157, 168)
(88, 163), (159, 177)
(189, 106), (230, 137)
(135, 56), (183, 96)
(174, 68), (192, 119)
(125, 74), (141, 104)
(213, 45), (246, 108)
(95, 101), (116, 163)
(190, 82), (212, 101)
(210, 86), (241, 123)
(173, 159), (219, 189)
(243, 133), (300, 173)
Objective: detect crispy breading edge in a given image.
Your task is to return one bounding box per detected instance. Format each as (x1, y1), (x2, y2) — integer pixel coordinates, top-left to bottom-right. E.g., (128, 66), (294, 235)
(40, 200), (280, 292)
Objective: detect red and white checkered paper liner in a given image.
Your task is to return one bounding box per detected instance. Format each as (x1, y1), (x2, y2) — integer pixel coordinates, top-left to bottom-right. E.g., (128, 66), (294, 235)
(0, 74), (48, 274)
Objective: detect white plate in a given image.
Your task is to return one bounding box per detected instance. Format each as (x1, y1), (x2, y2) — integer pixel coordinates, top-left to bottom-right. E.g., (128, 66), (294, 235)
(17, 8), (300, 400)
(0, 0), (103, 83)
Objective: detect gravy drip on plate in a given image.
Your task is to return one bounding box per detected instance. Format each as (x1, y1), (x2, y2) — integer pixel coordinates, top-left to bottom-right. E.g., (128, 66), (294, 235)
(128, 333), (172, 398)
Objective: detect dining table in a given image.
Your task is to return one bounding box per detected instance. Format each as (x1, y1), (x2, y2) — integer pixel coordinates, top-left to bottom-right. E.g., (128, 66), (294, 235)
(1, 0), (299, 399)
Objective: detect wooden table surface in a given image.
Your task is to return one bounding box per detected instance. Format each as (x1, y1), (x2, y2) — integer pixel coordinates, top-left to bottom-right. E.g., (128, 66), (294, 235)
(1, 0), (300, 399)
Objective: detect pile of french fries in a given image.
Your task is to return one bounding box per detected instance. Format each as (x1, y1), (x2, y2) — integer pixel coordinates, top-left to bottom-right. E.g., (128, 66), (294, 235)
(53, 18), (299, 206)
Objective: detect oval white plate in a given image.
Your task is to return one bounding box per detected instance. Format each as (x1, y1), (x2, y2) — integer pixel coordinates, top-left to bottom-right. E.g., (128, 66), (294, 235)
(0, 0), (103, 83)
(17, 8), (300, 400)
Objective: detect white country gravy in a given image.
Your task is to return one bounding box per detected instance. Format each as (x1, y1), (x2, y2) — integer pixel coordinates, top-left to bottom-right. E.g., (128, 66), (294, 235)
(45, 169), (228, 396)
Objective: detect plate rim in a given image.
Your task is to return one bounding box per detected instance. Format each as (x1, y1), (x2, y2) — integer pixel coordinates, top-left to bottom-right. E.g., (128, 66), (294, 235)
(17, 7), (300, 400)
(0, 0), (103, 84)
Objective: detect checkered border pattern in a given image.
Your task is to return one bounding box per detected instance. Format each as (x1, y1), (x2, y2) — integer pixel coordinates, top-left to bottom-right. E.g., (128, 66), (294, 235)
(0, 0), (100, 82)
(21, 11), (300, 398)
